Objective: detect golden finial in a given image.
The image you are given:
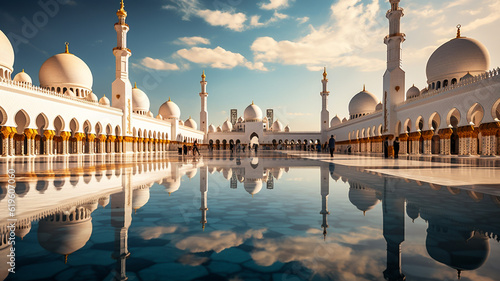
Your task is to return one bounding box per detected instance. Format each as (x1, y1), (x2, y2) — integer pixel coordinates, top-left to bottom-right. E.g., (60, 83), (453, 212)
(22, 69), (24, 73)
(323, 67), (327, 79)
(64, 42), (70, 54)
(64, 254), (68, 264)
(363, 211), (366, 216)
(168, 97), (171, 102)
(456, 24), (461, 38)
(202, 224), (205, 231)
(252, 100), (254, 105)
(168, 192), (171, 196)
(201, 70), (206, 79)
(134, 82), (137, 88)
(363, 84), (366, 91)
(117, 0), (127, 18)
(134, 208), (137, 214)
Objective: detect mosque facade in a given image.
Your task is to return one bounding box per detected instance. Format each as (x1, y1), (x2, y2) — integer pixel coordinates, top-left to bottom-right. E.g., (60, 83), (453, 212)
(1, 0), (499, 157)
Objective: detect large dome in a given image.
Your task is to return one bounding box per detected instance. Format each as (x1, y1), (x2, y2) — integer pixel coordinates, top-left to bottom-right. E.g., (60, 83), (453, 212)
(348, 88), (379, 118)
(159, 98), (181, 120)
(0, 30), (14, 72)
(184, 117), (197, 129)
(132, 83), (150, 114)
(426, 37), (490, 86)
(39, 46), (93, 94)
(244, 102), (263, 122)
(222, 120), (233, 132)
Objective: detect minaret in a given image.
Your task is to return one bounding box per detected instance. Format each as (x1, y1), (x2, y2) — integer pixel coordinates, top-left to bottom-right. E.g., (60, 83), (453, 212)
(320, 67), (330, 138)
(112, 0), (133, 148)
(200, 166), (208, 230)
(200, 71), (208, 138)
(320, 164), (330, 240)
(382, 0), (405, 136)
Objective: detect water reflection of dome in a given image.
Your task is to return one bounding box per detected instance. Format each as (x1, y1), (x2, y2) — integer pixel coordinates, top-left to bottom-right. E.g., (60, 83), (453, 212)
(82, 200), (99, 212)
(185, 168), (197, 179)
(426, 226), (489, 277)
(244, 178), (262, 196)
(222, 168), (233, 180)
(208, 167), (216, 174)
(406, 202), (420, 222)
(99, 196), (110, 208)
(133, 187), (151, 211)
(270, 168), (284, 180)
(38, 207), (93, 262)
(15, 222), (32, 239)
(348, 182), (380, 215)
(163, 177), (181, 195)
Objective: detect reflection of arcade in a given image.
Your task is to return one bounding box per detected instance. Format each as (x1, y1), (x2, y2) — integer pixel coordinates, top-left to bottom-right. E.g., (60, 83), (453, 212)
(329, 164), (500, 280)
(0, 156), (200, 281)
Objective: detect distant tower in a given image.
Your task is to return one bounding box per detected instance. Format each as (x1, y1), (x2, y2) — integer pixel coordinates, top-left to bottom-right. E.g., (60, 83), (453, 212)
(383, 0), (405, 136)
(266, 109), (274, 125)
(231, 109), (237, 126)
(200, 70), (208, 137)
(320, 67), (330, 134)
(112, 0), (133, 146)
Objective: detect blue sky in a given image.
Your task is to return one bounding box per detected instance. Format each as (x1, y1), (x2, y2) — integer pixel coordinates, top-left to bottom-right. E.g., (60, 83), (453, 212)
(1, 0), (499, 131)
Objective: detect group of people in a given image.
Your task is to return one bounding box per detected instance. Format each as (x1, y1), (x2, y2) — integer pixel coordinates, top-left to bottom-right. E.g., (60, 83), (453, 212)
(179, 140), (201, 156)
(383, 137), (400, 159)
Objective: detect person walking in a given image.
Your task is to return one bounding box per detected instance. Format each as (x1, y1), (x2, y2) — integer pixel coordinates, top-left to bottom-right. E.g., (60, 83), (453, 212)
(393, 137), (400, 159)
(328, 135), (336, 157)
(193, 140), (201, 156)
(383, 137), (389, 158)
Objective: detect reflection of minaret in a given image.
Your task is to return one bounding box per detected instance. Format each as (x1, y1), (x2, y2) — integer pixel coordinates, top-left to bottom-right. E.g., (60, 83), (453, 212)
(111, 169), (132, 281)
(382, 178), (406, 281)
(320, 164), (330, 240)
(200, 166), (208, 230)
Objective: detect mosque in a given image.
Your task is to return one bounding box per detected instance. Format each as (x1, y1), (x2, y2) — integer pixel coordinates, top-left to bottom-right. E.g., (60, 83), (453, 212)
(0, 0), (499, 157)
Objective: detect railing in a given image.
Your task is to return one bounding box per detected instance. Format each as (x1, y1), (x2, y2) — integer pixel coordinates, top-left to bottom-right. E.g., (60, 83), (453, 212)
(401, 67), (500, 106)
(0, 77), (108, 107)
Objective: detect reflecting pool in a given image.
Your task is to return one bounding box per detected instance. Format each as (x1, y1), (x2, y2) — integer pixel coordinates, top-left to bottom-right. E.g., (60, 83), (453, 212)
(1, 152), (500, 281)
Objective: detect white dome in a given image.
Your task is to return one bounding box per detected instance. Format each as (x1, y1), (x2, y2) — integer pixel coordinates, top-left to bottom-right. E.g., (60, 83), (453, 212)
(222, 120), (233, 132)
(330, 115), (341, 127)
(87, 92), (98, 103)
(13, 70), (32, 84)
(208, 124), (216, 133)
(284, 125), (290, 132)
(406, 85), (420, 99)
(375, 102), (383, 111)
(348, 88), (379, 117)
(159, 98), (181, 120)
(244, 102), (263, 122)
(271, 119), (283, 132)
(98, 196), (110, 207)
(132, 84), (150, 113)
(156, 114), (163, 119)
(222, 168), (232, 180)
(0, 30), (14, 71)
(147, 111), (154, 117)
(217, 126), (222, 132)
(348, 185), (380, 214)
(99, 95), (110, 106)
(163, 177), (181, 195)
(185, 168), (197, 179)
(179, 120), (184, 126)
(67, 89), (76, 98)
(185, 117), (197, 129)
(39, 46), (93, 92)
(244, 179), (263, 196)
(238, 116), (244, 123)
(426, 37), (490, 85)
(132, 188), (150, 210)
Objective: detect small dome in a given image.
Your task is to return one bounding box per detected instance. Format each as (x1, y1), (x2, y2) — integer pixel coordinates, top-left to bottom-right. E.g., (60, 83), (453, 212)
(147, 111), (154, 117)
(348, 87), (379, 117)
(132, 187), (150, 210)
(406, 85), (420, 100)
(179, 120), (184, 126)
(244, 102), (263, 122)
(460, 72), (474, 81)
(39, 45), (93, 92)
(185, 168), (197, 179)
(406, 202), (420, 222)
(330, 115), (341, 127)
(208, 124), (216, 133)
(348, 184), (380, 214)
(222, 168), (232, 180)
(217, 126), (222, 132)
(426, 36), (490, 85)
(271, 119), (283, 132)
(99, 95), (110, 106)
(98, 196), (110, 208)
(375, 102), (383, 111)
(163, 177), (181, 195)
(67, 89), (76, 98)
(185, 117), (197, 129)
(244, 179), (263, 196)
(0, 30), (15, 72)
(87, 92), (98, 103)
(222, 120), (233, 132)
(342, 117), (348, 123)
(132, 83), (150, 113)
(420, 88), (428, 95)
(159, 98), (181, 120)
(284, 125), (290, 132)
(13, 70), (32, 84)
(156, 114), (163, 119)
(15, 222), (32, 239)
(238, 116), (244, 123)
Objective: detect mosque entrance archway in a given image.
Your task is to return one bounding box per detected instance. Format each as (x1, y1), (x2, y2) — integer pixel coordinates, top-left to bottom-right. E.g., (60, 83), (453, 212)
(250, 132), (259, 152)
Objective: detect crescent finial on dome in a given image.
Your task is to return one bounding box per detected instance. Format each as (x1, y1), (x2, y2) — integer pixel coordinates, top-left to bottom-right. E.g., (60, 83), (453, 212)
(363, 84), (366, 91)
(134, 82), (137, 88)
(456, 24), (461, 38)
(117, 0), (127, 18)
(64, 42), (71, 54)
(202, 70), (206, 79)
(323, 67), (327, 79)
(168, 97), (171, 102)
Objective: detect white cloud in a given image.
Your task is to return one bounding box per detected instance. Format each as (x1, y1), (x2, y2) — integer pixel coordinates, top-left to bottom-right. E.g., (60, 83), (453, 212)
(175, 229), (266, 253)
(250, 0), (387, 72)
(250, 11), (289, 27)
(176, 36), (211, 46)
(197, 9), (247, 31)
(140, 57), (180, 71)
(164, 0), (199, 20)
(296, 16), (309, 24)
(177, 46), (268, 71)
(259, 0), (292, 10)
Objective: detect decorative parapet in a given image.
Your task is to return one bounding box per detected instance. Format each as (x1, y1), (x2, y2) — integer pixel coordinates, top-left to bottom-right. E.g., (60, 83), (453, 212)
(401, 67), (500, 106)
